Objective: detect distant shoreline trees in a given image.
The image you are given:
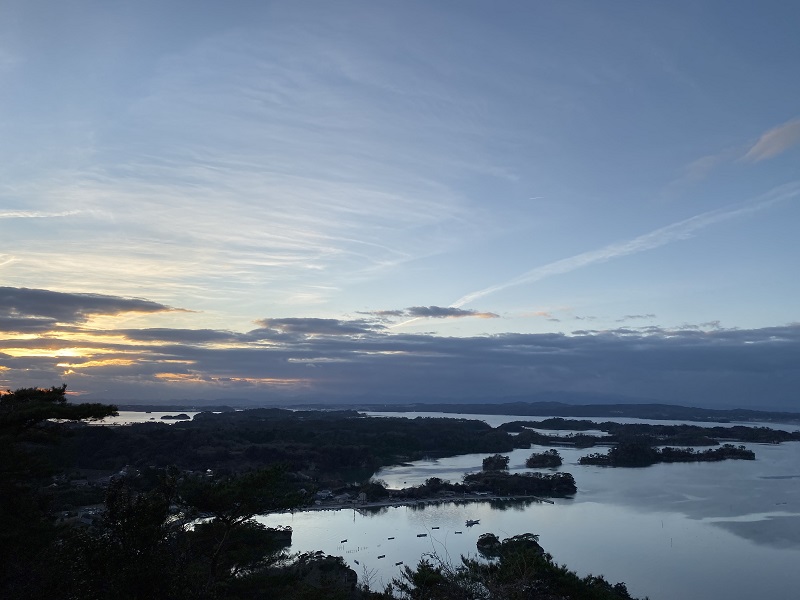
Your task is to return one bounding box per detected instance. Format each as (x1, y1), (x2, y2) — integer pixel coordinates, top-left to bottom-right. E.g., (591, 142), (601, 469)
(579, 441), (755, 467)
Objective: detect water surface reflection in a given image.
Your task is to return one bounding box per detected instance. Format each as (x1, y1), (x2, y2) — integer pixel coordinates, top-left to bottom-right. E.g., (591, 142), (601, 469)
(261, 413), (800, 599)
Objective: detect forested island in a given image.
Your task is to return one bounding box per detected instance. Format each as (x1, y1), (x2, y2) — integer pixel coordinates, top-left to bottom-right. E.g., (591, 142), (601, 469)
(526, 449), (563, 468)
(578, 441), (755, 467)
(6, 386), (799, 599)
(500, 417), (800, 448)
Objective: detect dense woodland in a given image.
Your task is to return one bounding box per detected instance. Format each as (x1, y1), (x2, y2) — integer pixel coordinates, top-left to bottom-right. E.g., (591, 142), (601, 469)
(7, 386), (799, 598)
(51, 408), (518, 484)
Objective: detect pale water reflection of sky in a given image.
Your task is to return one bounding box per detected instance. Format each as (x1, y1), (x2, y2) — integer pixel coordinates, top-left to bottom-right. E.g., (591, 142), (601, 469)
(371, 446), (800, 597)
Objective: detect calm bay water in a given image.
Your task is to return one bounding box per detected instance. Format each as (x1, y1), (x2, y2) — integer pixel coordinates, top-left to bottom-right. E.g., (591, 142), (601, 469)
(260, 411), (800, 600)
(90, 410), (201, 425)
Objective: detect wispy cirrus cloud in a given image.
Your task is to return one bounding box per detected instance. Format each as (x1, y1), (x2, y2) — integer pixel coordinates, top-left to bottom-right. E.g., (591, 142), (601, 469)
(0, 209), (80, 219)
(452, 182), (800, 308)
(2, 18), (505, 323)
(667, 118), (800, 194)
(670, 147), (741, 187)
(744, 117), (800, 162)
(616, 314), (657, 323)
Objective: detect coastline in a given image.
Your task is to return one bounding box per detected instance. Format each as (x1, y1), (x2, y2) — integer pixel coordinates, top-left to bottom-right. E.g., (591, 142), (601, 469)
(292, 493), (556, 514)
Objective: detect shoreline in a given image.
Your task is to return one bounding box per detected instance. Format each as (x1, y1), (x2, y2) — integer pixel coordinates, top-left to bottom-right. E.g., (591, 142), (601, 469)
(293, 493), (556, 514)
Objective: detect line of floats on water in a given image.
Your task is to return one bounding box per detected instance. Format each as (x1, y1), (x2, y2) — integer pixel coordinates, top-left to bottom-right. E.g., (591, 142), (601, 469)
(305, 497), (552, 567)
(343, 519), (482, 564)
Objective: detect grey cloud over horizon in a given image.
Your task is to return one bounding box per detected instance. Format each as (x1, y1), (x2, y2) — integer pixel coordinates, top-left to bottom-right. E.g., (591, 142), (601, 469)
(3, 315), (800, 411)
(361, 306), (499, 321)
(406, 306), (499, 319)
(252, 317), (384, 338)
(616, 314), (657, 322)
(117, 328), (241, 344)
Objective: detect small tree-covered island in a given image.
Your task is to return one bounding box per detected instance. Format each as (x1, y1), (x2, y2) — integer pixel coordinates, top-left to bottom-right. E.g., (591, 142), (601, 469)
(526, 449), (563, 468)
(579, 441), (755, 467)
(5, 385), (800, 599)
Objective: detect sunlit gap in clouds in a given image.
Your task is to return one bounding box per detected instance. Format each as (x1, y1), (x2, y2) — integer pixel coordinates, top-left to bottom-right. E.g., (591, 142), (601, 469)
(152, 373), (310, 387)
(2, 347), (98, 359)
(57, 359), (138, 374)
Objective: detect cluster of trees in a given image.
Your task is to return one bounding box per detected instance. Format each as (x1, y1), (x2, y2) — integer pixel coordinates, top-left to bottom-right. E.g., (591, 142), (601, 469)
(481, 450), (564, 471)
(369, 470), (577, 502)
(525, 449), (562, 468)
(44, 467), (327, 599)
(482, 454), (510, 471)
(463, 471), (577, 496)
(51, 409), (527, 487)
(1, 385), (117, 595)
(579, 441), (756, 467)
(387, 533), (642, 600)
(0, 386), (366, 599)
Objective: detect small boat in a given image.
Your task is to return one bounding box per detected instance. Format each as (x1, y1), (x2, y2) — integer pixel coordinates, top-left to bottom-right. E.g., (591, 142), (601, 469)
(431, 526), (439, 529)
(395, 561), (403, 566)
(340, 539), (347, 543)
(455, 531), (462, 534)
(354, 560), (359, 565)
(387, 537), (395, 540)
(465, 519), (480, 526)
(416, 533), (427, 537)
(377, 554), (385, 559)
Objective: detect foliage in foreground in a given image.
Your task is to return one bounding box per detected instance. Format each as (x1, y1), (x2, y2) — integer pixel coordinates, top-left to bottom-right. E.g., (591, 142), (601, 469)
(0, 385), (116, 595)
(386, 533), (645, 600)
(0, 386), (361, 600)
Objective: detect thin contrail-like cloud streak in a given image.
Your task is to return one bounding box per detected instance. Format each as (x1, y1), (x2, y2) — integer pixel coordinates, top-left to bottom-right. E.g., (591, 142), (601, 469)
(0, 210), (80, 219)
(451, 182), (800, 308)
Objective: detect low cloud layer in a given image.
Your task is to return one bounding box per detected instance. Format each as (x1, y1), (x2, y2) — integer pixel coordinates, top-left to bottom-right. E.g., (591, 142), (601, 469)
(1, 289), (798, 411)
(361, 306), (499, 320)
(405, 306), (499, 319)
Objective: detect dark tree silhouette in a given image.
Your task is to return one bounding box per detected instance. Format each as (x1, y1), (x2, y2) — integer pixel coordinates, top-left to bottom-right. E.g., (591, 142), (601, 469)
(0, 385), (116, 597)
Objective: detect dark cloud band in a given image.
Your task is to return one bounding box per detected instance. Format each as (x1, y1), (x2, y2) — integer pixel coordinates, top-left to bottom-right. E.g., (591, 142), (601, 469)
(0, 286), (174, 328)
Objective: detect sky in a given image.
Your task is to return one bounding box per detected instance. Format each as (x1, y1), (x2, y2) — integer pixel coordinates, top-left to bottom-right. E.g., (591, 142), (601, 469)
(2, 1), (799, 409)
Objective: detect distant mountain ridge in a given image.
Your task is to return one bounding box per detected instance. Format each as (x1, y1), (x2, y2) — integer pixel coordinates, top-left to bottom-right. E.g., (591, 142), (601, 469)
(328, 401), (800, 424)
